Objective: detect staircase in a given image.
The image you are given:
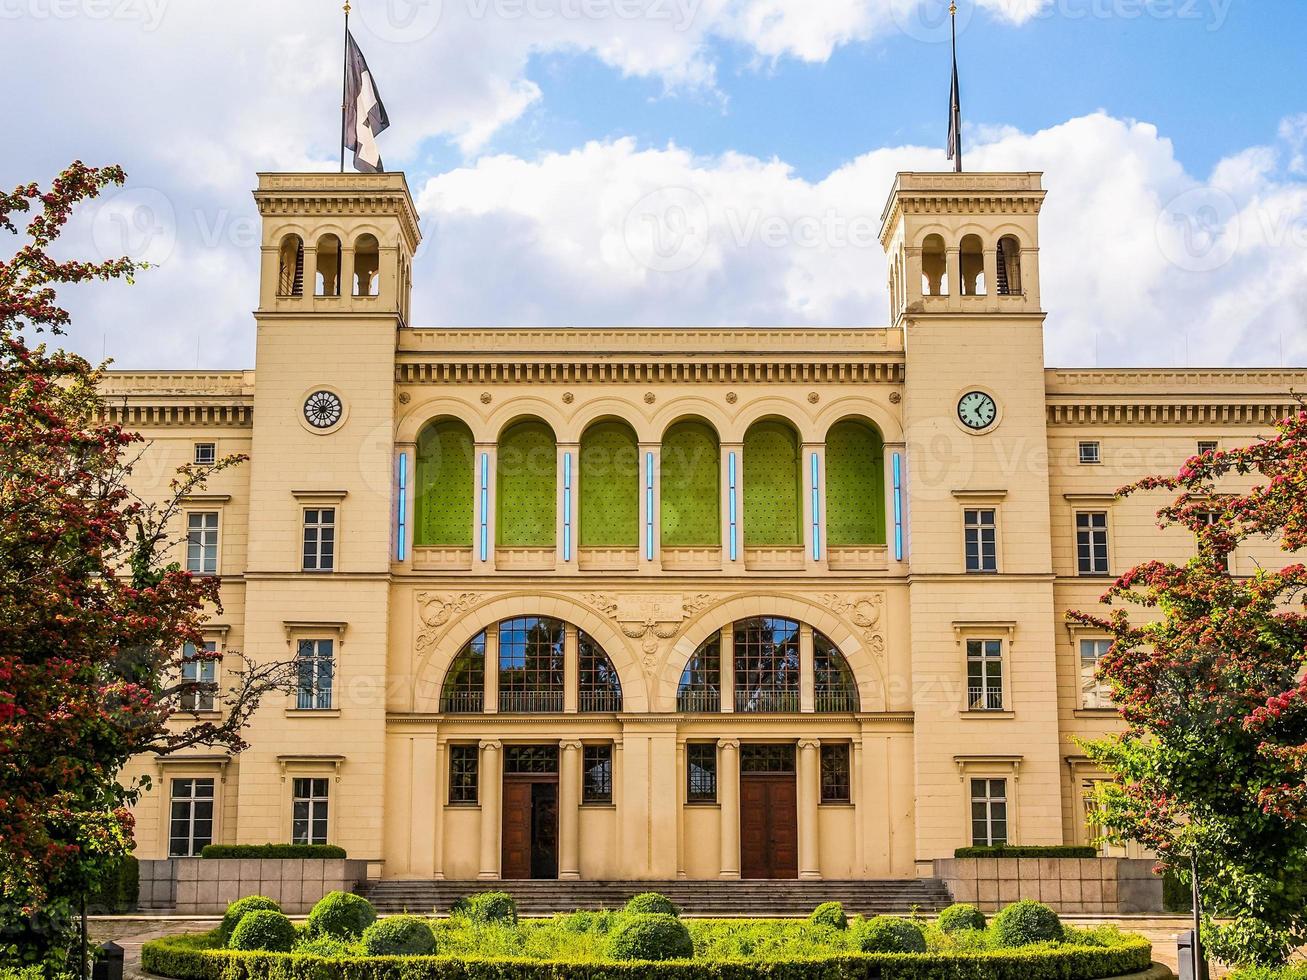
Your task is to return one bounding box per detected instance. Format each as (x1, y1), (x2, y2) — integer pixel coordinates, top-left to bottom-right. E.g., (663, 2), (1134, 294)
(359, 878), (954, 917)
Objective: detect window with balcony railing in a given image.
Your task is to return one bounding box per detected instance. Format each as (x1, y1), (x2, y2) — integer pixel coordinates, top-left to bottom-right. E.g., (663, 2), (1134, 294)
(677, 633), (721, 713)
(579, 630), (623, 713)
(733, 617), (800, 713)
(440, 632), (485, 713)
(498, 616), (565, 713)
(966, 638), (1004, 711)
(814, 632), (860, 713)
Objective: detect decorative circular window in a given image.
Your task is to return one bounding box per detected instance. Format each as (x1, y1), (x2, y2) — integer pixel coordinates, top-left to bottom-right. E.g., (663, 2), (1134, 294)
(303, 390), (344, 430)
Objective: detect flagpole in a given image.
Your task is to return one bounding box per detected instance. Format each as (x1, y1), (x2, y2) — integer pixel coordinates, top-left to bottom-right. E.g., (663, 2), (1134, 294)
(950, 1), (962, 173)
(340, 1), (351, 174)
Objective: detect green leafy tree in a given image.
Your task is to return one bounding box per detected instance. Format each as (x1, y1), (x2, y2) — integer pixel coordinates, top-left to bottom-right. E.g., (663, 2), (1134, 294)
(0, 163), (292, 968)
(1072, 413), (1307, 967)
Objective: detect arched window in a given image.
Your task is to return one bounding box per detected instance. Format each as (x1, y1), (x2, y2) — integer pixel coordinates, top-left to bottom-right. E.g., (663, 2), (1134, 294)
(661, 419), (720, 547)
(743, 420), (802, 547)
(734, 617), (800, 713)
(415, 419), (474, 547)
(826, 420), (886, 546)
(580, 420), (639, 548)
(677, 633), (720, 713)
(497, 419), (556, 548)
(921, 234), (947, 296)
(579, 631), (622, 712)
(278, 234), (304, 297)
(996, 235), (1022, 296)
(354, 234), (380, 296)
(440, 632), (485, 713)
(814, 631), (860, 712)
(960, 234), (986, 296)
(315, 234), (341, 296)
(498, 616), (565, 713)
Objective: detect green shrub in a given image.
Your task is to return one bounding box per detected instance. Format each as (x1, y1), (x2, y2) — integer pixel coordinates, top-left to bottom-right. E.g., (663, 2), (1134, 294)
(217, 895), (281, 943)
(555, 910), (621, 934)
(991, 900), (1064, 947)
(294, 933), (356, 957)
(1230, 968), (1307, 980)
(1162, 868), (1194, 913)
(953, 845), (1098, 858)
(854, 916), (927, 953)
(463, 891), (519, 925)
(227, 910), (296, 952)
(607, 913), (694, 961)
(87, 855), (139, 914)
(808, 902), (847, 930)
(306, 890), (377, 939)
(360, 915), (437, 955)
(937, 903), (987, 933)
(624, 893), (680, 918)
(200, 843), (347, 859)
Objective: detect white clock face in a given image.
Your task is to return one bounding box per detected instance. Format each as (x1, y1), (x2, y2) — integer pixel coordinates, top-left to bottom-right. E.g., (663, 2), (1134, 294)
(957, 391), (998, 431)
(303, 390), (343, 429)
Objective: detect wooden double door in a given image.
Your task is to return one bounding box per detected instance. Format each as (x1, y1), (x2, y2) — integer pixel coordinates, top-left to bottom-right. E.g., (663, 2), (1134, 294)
(501, 746), (560, 880)
(739, 746), (799, 880)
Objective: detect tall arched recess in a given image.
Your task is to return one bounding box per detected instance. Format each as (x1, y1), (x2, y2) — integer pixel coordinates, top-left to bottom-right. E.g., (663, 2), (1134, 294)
(415, 419), (474, 547)
(580, 420), (639, 548)
(497, 419), (556, 548)
(661, 419), (720, 547)
(743, 419), (802, 547)
(825, 420), (886, 546)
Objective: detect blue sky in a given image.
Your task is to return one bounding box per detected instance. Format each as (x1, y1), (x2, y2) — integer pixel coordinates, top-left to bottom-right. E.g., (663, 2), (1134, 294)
(1, 0), (1305, 369)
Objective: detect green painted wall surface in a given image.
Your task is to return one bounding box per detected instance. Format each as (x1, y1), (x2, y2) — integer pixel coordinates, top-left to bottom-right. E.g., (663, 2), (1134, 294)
(825, 420), (887, 546)
(415, 420), (474, 546)
(580, 421), (639, 547)
(743, 420), (802, 547)
(498, 420), (556, 547)
(661, 420), (720, 546)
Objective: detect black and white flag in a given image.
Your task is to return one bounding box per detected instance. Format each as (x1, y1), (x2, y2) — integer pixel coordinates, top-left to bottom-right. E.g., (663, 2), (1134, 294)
(344, 30), (390, 173)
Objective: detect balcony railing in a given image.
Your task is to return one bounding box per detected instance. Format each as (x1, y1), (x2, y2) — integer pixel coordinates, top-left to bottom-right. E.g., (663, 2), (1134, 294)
(677, 690), (720, 714)
(578, 691), (623, 713)
(968, 687), (1005, 711)
(735, 690), (800, 713)
(440, 691), (484, 714)
(814, 691), (859, 713)
(499, 690), (565, 713)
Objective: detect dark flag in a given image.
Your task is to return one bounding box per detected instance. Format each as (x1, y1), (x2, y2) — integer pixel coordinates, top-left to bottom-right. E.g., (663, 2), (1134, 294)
(343, 30), (390, 173)
(946, 3), (962, 172)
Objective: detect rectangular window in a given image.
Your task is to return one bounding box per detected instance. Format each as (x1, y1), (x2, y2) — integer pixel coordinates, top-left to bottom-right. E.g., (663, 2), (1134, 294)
(448, 745), (479, 804)
(302, 508), (336, 572)
(1078, 441), (1101, 465)
(1076, 511), (1110, 575)
(964, 509), (997, 573)
(186, 511), (219, 574)
(1080, 638), (1114, 709)
(966, 639), (1004, 711)
(291, 777), (329, 845)
(1196, 510), (1231, 571)
(168, 777), (214, 857)
(180, 640), (218, 712)
(295, 639), (334, 710)
(970, 778), (1008, 847)
(1197, 440), (1218, 456)
(686, 743), (717, 803)
(820, 743), (851, 804)
(193, 442), (216, 466)
(582, 744), (613, 804)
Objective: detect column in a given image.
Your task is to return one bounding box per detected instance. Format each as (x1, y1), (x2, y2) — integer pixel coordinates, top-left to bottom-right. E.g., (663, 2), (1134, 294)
(563, 624), (579, 714)
(802, 443), (827, 571)
(640, 442), (661, 572)
(559, 740), (582, 880)
(904, 245), (923, 304)
(475, 442), (496, 567)
(433, 740), (445, 879)
(721, 442), (742, 569)
(983, 247), (999, 312)
(477, 740), (502, 879)
(718, 739), (740, 879)
(945, 247), (961, 312)
(799, 623), (815, 713)
(798, 739), (821, 880)
(558, 442), (578, 571)
(483, 624), (499, 714)
(719, 624), (735, 714)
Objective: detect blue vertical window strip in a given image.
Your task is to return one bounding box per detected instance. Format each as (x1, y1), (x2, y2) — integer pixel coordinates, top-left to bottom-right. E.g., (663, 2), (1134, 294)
(563, 452), (573, 562)
(728, 451), (738, 561)
(892, 452), (904, 561)
(396, 452), (408, 561)
(479, 453), (489, 562)
(645, 451), (655, 560)
(809, 452), (821, 561)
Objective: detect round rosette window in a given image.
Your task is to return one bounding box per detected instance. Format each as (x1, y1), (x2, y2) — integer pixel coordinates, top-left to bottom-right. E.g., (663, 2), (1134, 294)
(303, 390), (344, 430)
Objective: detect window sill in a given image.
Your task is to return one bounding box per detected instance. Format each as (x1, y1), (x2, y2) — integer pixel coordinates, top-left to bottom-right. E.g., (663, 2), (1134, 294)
(1073, 708), (1118, 718)
(175, 710), (221, 720)
(445, 803), (481, 810)
(961, 710), (1015, 720)
(580, 802), (616, 810)
(685, 801), (721, 808)
(1077, 573), (1114, 579)
(819, 802), (854, 809)
(284, 708), (340, 718)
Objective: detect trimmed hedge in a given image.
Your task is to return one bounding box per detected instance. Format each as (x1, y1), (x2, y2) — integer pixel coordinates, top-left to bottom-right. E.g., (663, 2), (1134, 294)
(624, 893), (681, 918)
(307, 891), (377, 939)
(936, 903), (986, 933)
(953, 845), (1099, 859)
(808, 902), (847, 930)
(200, 844), (347, 859)
(991, 901), (1064, 947)
(88, 854), (139, 913)
(140, 933), (1156, 980)
(228, 911), (297, 952)
(360, 915), (437, 955)
(607, 914), (695, 961)
(854, 917), (926, 954)
(218, 896), (281, 944)
(460, 891), (519, 925)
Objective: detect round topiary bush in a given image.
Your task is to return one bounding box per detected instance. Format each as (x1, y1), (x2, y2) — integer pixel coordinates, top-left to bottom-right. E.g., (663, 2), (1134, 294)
(306, 890), (378, 939)
(854, 916), (927, 954)
(937, 902), (987, 933)
(218, 896), (281, 944)
(808, 902), (848, 930)
(991, 900), (1063, 947)
(606, 913), (695, 961)
(227, 909), (297, 952)
(624, 892), (681, 918)
(462, 890), (518, 925)
(360, 915), (438, 955)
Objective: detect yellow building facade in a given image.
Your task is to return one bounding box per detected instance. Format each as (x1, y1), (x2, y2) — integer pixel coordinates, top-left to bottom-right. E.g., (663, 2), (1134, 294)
(109, 169), (1306, 884)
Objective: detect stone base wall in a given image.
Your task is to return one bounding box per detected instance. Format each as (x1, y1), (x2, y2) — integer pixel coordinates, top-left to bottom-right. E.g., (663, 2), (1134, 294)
(933, 858), (1163, 915)
(139, 858), (368, 914)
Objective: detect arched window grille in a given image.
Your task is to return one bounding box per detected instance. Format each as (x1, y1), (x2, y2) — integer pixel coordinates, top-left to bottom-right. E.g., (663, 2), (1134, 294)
(497, 419), (557, 548)
(498, 616), (565, 713)
(677, 633), (720, 713)
(580, 420), (640, 548)
(825, 419), (886, 547)
(814, 631), (860, 713)
(415, 419), (474, 547)
(743, 420), (802, 547)
(661, 419), (720, 547)
(733, 617), (800, 713)
(578, 631), (623, 712)
(440, 632), (485, 713)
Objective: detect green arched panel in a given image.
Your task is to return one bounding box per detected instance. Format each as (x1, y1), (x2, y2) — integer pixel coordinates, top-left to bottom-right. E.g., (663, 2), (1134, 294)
(661, 420), (720, 547)
(826, 420), (886, 546)
(580, 420), (639, 547)
(743, 420), (802, 547)
(497, 420), (557, 547)
(415, 420), (474, 547)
